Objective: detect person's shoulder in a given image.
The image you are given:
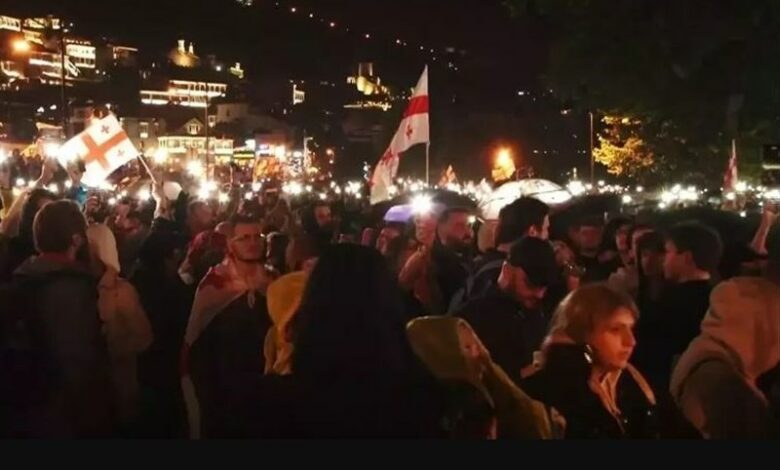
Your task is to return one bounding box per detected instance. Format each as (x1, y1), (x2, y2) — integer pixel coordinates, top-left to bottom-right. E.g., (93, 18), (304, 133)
(684, 358), (743, 396)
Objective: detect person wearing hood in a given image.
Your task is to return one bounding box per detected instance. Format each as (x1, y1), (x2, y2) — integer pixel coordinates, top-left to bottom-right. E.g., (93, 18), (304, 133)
(407, 316), (553, 439)
(670, 276), (780, 438)
(522, 283), (658, 439)
(86, 223), (153, 429)
(8, 200), (114, 437)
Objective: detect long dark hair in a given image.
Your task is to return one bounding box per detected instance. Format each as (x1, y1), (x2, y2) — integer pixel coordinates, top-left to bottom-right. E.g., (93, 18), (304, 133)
(291, 244), (412, 381)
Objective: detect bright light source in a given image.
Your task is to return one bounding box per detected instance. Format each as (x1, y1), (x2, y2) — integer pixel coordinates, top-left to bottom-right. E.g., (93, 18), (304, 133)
(739, 211), (747, 218)
(274, 145), (287, 160)
(137, 188), (151, 201)
(412, 195), (433, 215)
(108, 197), (117, 206)
(598, 180), (605, 187)
(735, 181), (747, 193)
(252, 182), (262, 192)
(203, 180), (217, 192)
(197, 187), (211, 200)
(153, 148), (169, 164)
(725, 192), (736, 201)
(636, 186), (644, 193)
(64, 180), (73, 189)
(318, 192), (327, 201)
(215, 65), (222, 72)
(329, 21), (336, 28)
(43, 142), (60, 158)
(290, 6), (296, 13)
(468, 215), (477, 225)
(187, 160), (204, 177)
(495, 148), (513, 168)
(218, 192), (229, 203)
(47, 183), (59, 193)
(622, 194), (633, 204)
(567, 180), (586, 196)
(244, 192), (254, 201)
(0, 150), (6, 164)
(12, 39), (31, 54)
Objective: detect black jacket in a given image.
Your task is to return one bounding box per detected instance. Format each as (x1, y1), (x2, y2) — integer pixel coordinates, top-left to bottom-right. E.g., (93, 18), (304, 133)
(522, 343), (658, 439)
(188, 294), (272, 438)
(4, 255), (114, 437)
(455, 287), (550, 385)
(633, 280), (713, 390)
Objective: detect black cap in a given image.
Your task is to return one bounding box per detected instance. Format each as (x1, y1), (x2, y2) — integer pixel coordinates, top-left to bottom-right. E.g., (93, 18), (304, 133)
(507, 237), (559, 288)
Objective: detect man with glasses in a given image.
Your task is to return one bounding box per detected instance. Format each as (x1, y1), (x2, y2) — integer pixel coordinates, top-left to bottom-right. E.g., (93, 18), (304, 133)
(181, 215), (273, 438)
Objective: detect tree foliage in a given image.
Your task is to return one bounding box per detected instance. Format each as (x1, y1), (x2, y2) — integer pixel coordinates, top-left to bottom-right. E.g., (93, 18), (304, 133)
(509, 0), (780, 180)
(594, 116), (654, 178)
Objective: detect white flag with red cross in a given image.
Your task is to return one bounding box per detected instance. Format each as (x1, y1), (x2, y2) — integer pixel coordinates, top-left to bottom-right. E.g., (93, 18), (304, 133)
(57, 114), (139, 187)
(370, 66), (429, 204)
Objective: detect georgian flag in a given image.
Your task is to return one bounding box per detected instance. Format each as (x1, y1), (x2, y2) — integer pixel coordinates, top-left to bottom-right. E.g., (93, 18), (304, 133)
(370, 66), (429, 204)
(57, 114), (139, 187)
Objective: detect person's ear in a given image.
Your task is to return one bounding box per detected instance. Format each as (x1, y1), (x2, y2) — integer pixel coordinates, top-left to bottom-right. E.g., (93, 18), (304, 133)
(498, 262), (513, 287)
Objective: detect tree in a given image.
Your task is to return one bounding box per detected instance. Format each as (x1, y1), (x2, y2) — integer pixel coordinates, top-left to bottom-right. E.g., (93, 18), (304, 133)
(594, 116), (654, 178)
(508, 0), (780, 181)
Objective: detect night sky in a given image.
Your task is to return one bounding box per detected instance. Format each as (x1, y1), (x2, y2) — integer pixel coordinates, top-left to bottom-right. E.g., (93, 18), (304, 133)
(3, 0), (584, 180)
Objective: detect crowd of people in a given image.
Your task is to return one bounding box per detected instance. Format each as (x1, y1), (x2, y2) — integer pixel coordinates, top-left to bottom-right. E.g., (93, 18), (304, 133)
(0, 163), (779, 439)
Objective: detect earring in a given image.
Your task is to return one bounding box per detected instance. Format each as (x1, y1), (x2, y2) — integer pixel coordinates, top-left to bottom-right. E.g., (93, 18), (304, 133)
(583, 344), (594, 365)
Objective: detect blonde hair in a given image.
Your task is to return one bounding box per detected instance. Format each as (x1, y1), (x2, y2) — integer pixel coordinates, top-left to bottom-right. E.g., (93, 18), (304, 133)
(548, 283), (639, 344)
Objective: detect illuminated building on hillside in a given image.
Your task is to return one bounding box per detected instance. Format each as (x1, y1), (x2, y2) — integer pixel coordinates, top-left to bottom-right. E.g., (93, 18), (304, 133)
(345, 62), (393, 111)
(140, 79), (227, 108)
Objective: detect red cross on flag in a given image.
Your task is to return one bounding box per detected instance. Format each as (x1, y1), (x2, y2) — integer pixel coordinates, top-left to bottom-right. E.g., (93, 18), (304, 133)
(370, 66), (429, 204)
(57, 114), (139, 187)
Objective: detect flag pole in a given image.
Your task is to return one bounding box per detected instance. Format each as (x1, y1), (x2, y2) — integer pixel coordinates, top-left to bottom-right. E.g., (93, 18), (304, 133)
(137, 153), (158, 185)
(425, 143), (430, 186)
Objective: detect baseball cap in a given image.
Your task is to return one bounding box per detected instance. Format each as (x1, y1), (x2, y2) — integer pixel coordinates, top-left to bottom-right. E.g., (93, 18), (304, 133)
(507, 236), (559, 288)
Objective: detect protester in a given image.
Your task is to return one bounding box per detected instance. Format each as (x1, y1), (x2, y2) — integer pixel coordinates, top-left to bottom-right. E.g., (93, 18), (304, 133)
(455, 236), (559, 384)
(285, 234), (321, 273)
(0, 188), (57, 281)
(522, 283), (658, 439)
(407, 316), (553, 438)
(598, 217), (633, 276)
(634, 222), (723, 389)
(186, 200), (215, 240)
(670, 276), (780, 438)
(302, 200), (336, 250)
(607, 223), (653, 297)
(177, 228), (228, 287)
(86, 223), (153, 430)
(263, 270), (308, 375)
(130, 228), (191, 438)
(246, 244), (444, 438)
(572, 215), (611, 282)
(265, 231), (290, 274)
(116, 209), (151, 278)
(181, 215), (273, 438)
(7, 200), (114, 437)
(452, 197), (550, 311)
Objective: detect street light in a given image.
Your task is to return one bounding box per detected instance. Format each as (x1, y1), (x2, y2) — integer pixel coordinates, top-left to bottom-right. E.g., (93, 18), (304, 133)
(11, 39), (31, 54)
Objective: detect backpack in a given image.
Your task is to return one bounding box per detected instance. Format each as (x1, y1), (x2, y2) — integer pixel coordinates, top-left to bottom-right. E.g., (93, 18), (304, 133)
(447, 259), (504, 314)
